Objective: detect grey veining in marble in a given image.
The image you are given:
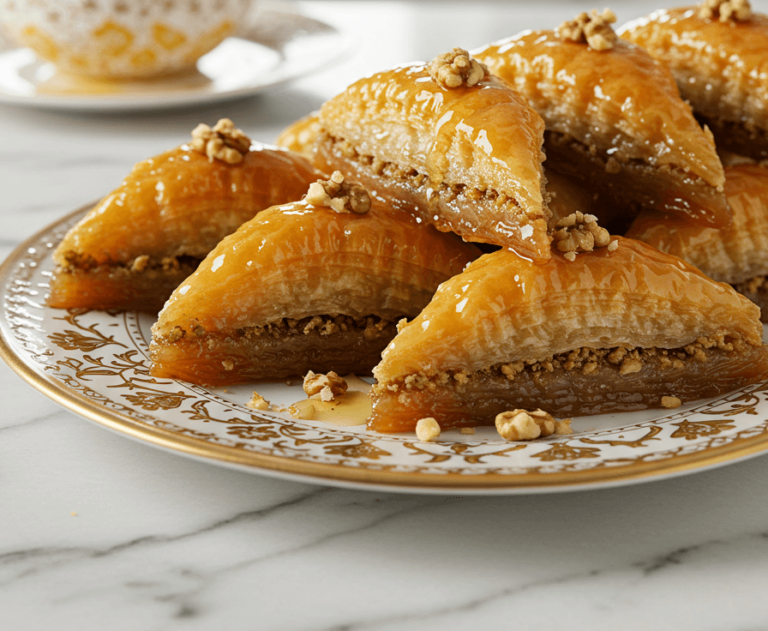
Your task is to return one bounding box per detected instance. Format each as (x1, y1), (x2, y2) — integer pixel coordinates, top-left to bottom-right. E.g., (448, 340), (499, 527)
(3, 2), (768, 629)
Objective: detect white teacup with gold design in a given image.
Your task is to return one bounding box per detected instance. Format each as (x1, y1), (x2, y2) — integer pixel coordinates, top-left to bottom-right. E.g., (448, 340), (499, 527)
(0, 0), (253, 79)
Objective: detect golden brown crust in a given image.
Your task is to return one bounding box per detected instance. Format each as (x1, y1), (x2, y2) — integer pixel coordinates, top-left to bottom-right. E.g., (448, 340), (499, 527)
(620, 7), (768, 156)
(317, 63), (550, 260)
(373, 238), (764, 387)
(50, 144), (322, 312)
(626, 163), (768, 286)
(275, 113), (322, 161)
(474, 30), (728, 227)
(153, 200), (479, 341)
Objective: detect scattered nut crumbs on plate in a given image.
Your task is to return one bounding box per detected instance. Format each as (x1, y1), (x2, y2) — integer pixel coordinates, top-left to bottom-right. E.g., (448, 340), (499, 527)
(246, 392), (270, 410)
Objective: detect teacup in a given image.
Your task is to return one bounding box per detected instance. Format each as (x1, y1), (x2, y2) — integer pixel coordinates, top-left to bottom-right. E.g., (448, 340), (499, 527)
(0, 0), (253, 79)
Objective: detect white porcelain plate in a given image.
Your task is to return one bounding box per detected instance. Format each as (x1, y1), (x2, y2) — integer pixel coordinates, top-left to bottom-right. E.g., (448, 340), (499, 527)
(3, 206), (768, 494)
(0, 8), (349, 111)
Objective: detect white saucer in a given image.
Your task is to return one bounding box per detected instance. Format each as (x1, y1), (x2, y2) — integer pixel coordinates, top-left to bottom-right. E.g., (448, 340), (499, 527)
(0, 7), (349, 111)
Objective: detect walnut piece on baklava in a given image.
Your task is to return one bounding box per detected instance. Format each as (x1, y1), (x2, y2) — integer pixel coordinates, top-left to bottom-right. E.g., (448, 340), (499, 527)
(369, 237), (768, 432)
(49, 119), (322, 314)
(314, 49), (552, 263)
(150, 175), (479, 386)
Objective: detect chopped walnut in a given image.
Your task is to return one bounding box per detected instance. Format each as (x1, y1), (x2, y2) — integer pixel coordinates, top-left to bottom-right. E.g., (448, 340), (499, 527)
(221, 359), (234, 371)
(619, 358), (643, 375)
(699, 0), (751, 22)
(555, 419), (574, 435)
(305, 171), (371, 214)
(555, 9), (618, 51)
(607, 239), (619, 252)
(496, 409), (556, 441)
(190, 118), (251, 164)
(460, 427), (476, 435)
(661, 396), (682, 409)
(246, 392), (270, 411)
(428, 47), (489, 89)
(130, 254), (149, 273)
(415, 417), (441, 442)
(303, 370), (348, 401)
(553, 211), (611, 258)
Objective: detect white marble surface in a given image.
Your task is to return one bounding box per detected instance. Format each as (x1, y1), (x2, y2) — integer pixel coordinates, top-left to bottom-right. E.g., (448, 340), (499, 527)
(3, 1), (768, 628)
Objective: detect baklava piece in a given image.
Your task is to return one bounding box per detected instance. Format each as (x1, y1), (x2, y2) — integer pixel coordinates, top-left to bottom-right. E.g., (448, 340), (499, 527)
(474, 10), (729, 231)
(621, 2), (768, 160)
(369, 235), (768, 432)
(49, 119), (322, 313)
(150, 174), (479, 386)
(314, 48), (552, 262)
(627, 158), (768, 320)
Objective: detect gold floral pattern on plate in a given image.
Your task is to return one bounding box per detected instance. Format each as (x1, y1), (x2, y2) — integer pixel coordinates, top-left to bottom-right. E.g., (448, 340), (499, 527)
(3, 205), (768, 493)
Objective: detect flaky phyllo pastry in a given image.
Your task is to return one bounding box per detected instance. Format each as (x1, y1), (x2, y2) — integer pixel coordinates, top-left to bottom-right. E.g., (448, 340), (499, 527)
(473, 10), (729, 231)
(369, 237), (768, 432)
(49, 119), (322, 313)
(150, 174), (479, 386)
(314, 49), (552, 262)
(275, 113), (321, 161)
(627, 159), (768, 321)
(620, 1), (768, 160)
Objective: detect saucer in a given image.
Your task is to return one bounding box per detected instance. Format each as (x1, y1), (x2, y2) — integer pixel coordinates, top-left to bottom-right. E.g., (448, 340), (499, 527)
(0, 7), (349, 111)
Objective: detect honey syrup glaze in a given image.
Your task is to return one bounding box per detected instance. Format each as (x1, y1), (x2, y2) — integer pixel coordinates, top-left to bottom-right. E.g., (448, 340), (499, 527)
(317, 62), (552, 261)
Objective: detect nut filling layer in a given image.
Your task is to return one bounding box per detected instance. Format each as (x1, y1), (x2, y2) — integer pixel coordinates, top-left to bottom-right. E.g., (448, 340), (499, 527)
(59, 252), (200, 276)
(159, 314), (396, 345)
(325, 134), (526, 212)
(378, 336), (748, 394)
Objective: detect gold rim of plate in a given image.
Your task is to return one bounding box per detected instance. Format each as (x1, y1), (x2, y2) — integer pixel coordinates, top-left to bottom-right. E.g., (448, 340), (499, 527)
(3, 205), (768, 492)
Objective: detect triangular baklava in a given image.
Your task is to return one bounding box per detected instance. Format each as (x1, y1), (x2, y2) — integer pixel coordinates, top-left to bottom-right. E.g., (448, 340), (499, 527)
(474, 10), (729, 231)
(49, 119), (322, 313)
(150, 173), (479, 386)
(370, 234), (768, 432)
(627, 157), (768, 320)
(314, 49), (552, 262)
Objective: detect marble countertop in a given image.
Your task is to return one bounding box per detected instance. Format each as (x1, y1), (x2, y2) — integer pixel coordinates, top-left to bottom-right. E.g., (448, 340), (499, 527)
(3, 1), (768, 628)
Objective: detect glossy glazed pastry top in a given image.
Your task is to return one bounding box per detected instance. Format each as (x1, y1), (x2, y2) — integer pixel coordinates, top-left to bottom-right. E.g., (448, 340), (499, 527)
(275, 113), (322, 161)
(620, 7), (768, 130)
(373, 237), (762, 384)
(474, 31), (724, 190)
(54, 143), (321, 267)
(626, 163), (768, 284)
(318, 63), (547, 224)
(153, 199), (480, 339)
